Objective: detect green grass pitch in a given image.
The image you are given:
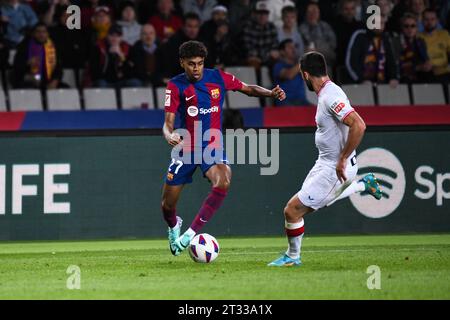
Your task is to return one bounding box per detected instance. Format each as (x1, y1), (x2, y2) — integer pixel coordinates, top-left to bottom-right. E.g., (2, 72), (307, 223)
(0, 234), (449, 299)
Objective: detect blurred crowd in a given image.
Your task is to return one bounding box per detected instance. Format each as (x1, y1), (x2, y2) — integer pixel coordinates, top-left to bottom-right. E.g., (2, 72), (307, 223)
(0, 0), (449, 106)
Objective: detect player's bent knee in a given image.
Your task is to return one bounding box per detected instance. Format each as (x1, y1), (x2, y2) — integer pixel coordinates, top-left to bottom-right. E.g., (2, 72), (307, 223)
(213, 179), (231, 191)
(284, 203), (296, 220)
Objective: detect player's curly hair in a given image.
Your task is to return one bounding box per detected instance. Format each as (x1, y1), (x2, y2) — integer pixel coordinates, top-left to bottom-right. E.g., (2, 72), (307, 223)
(179, 41), (208, 60)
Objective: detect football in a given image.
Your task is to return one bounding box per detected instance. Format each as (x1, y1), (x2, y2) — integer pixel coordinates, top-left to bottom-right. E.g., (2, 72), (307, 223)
(188, 233), (220, 263)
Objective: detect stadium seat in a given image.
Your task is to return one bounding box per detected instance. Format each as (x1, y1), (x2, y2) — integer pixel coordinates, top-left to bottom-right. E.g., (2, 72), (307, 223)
(412, 83), (446, 105)
(155, 87), (166, 109)
(0, 89), (6, 111)
(224, 66), (260, 109)
(260, 66), (274, 106)
(121, 87), (155, 109)
(376, 84), (410, 106)
(46, 89), (81, 111)
(62, 69), (77, 88)
(9, 89), (43, 111)
(341, 83), (375, 106)
(83, 88), (117, 110)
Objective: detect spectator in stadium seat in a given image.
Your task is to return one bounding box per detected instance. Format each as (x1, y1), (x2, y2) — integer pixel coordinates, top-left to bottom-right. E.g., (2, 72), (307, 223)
(12, 22), (65, 89)
(37, 0), (71, 27)
(116, 1), (141, 46)
(375, 0), (397, 32)
(265, 0), (295, 29)
(418, 9), (450, 82)
(180, 0), (217, 23)
(331, 0), (364, 69)
(242, 1), (279, 70)
(89, 24), (141, 88)
(299, 2), (337, 74)
(205, 18), (242, 68)
(272, 39), (310, 106)
(345, 15), (400, 86)
(49, 4), (88, 69)
(148, 0), (183, 43)
(398, 13), (433, 82)
(199, 4), (227, 44)
(157, 12), (202, 83)
(228, 0), (252, 35)
(408, 0), (443, 32)
(277, 6), (304, 58)
(89, 6), (112, 43)
(81, 0), (114, 29)
(0, 0), (38, 48)
(128, 24), (159, 86)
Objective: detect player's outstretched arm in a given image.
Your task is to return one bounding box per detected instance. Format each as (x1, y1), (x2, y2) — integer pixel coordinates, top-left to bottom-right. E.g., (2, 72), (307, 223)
(239, 83), (286, 101)
(163, 112), (181, 147)
(336, 111), (366, 182)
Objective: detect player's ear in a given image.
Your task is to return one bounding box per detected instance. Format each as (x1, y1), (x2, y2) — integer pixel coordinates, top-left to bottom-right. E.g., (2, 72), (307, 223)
(179, 58), (184, 69)
(304, 71), (310, 81)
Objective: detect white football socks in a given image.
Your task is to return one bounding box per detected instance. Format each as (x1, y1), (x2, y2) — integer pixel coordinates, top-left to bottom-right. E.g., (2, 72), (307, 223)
(285, 219), (304, 260)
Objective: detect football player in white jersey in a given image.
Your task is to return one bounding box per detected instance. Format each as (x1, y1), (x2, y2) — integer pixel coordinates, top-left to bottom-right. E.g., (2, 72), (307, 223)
(268, 51), (382, 267)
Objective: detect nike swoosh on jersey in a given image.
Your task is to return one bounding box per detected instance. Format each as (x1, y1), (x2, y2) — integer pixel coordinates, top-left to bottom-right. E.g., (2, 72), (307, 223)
(185, 95), (195, 101)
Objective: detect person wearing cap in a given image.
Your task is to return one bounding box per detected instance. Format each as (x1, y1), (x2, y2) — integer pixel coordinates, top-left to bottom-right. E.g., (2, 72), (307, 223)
(89, 24), (142, 88)
(90, 6), (112, 42)
(180, 0), (218, 23)
(81, 0), (109, 29)
(199, 4), (228, 43)
(242, 1), (279, 69)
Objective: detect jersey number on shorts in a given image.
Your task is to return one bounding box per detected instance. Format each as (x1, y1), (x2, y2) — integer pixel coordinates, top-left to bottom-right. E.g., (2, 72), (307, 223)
(168, 158), (183, 174)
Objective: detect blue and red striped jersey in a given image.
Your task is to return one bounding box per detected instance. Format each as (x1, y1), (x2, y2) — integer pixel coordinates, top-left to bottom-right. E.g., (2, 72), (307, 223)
(165, 68), (243, 149)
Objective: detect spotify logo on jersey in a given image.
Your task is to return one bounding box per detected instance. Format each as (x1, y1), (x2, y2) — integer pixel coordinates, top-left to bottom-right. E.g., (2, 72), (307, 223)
(350, 148), (406, 218)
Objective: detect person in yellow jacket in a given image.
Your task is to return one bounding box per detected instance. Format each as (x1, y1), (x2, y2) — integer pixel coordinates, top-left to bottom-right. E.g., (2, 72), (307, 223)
(418, 9), (450, 82)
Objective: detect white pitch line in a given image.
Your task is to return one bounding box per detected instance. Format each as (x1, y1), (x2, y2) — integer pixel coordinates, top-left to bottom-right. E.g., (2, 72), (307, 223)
(221, 247), (442, 255)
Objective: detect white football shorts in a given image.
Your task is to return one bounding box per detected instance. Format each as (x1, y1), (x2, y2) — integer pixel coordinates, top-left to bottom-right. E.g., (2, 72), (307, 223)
(297, 156), (358, 210)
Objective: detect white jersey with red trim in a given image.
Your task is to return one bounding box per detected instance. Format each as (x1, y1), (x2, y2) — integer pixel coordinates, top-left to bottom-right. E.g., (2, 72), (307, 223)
(315, 81), (355, 165)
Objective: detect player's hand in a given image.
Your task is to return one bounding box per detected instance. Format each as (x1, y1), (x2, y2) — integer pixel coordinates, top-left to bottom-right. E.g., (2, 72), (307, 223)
(336, 157), (347, 183)
(166, 132), (182, 147)
(272, 85), (286, 101)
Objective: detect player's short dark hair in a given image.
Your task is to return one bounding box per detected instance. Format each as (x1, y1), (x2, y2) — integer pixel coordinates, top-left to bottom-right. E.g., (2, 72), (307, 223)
(183, 12), (201, 23)
(279, 38), (293, 51)
(299, 51), (327, 77)
(179, 40), (208, 59)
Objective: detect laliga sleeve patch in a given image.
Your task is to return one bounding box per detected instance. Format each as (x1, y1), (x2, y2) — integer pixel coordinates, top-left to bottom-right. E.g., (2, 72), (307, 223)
(332, 102), (346, 114)
(165, 94), (171, 107)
